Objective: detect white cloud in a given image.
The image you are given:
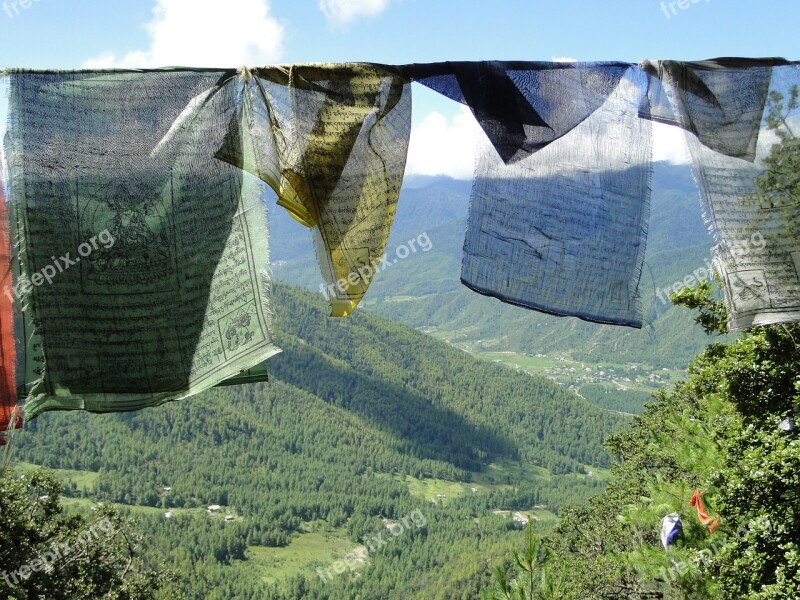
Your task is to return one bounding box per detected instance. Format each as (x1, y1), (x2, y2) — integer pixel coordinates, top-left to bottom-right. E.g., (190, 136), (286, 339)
(319, 0), (393, 28)
(83, 0), (284, 68)
(405, 105), (692, 180)
(551, 56), (577, 63)
(405, 107), (482, 180)
(652, 121), (690, 164)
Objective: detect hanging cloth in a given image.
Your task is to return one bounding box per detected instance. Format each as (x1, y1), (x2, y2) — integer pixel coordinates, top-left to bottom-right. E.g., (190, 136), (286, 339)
(5, 69), (280, 419)
(660, 512), (683, 549)
(408, 61), (632, 163)
(642, 59), (800, 329)
(427, 63), (651, 327)
(690, 489), (719, 533)
(0, 174), (20, 444)
(219, 63), (412, 317)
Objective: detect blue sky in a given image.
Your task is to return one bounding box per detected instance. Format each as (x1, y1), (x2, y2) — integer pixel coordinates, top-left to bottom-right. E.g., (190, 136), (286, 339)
(1, 0), (799, 176)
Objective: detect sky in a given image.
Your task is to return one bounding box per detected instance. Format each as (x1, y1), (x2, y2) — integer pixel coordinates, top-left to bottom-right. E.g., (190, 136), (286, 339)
(1, 0), (799, 177)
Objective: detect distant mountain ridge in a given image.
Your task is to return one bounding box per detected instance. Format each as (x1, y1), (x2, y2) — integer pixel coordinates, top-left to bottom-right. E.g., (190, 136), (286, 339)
(271, 162), (723, 369)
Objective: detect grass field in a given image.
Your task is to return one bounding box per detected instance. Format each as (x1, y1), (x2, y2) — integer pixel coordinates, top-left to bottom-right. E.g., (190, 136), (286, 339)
(245, 528), (356, 585)
(13, 461), (99, 492)
(420, 331), (686, 415)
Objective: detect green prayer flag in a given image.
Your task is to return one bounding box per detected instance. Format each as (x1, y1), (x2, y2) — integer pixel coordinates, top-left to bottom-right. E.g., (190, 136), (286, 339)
(6, 69), (280, 418)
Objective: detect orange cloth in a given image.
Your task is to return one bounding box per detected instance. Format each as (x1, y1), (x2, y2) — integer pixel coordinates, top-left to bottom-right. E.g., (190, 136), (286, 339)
(691, 489), (719, 533)
(0, 181), (20, 445)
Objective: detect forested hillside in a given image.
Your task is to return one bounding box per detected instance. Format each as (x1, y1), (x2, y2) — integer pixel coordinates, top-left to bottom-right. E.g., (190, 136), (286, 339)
(5, 283), (622, 598)
(481, 288), (800, 599)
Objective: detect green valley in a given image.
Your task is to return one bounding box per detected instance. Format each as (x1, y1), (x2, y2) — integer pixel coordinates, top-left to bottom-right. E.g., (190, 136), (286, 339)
(4, 166), (788, 599)
(5, 283), (619, 599)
